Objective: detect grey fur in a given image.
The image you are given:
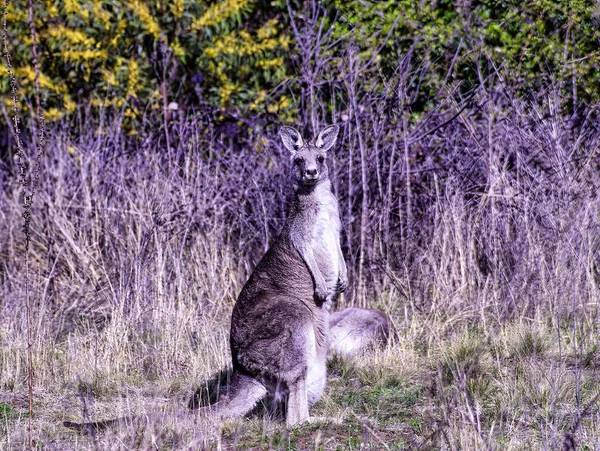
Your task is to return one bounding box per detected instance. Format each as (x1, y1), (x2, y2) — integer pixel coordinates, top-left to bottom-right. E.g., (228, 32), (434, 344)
(64, 125), (346, 432)
(329, 308), (393, 357)
(189, 308), (394, 415)
(228, 124), (346, 426)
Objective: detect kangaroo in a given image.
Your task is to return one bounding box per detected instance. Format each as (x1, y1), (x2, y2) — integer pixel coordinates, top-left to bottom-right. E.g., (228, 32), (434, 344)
(328, 308), (393, 358)
(222, 124), (347, 426)
(64, 125), (347, 432)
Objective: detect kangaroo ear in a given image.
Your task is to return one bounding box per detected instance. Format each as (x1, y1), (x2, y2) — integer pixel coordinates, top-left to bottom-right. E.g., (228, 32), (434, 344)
(279, 126), (304, 154)
(315, 125), (339, 152)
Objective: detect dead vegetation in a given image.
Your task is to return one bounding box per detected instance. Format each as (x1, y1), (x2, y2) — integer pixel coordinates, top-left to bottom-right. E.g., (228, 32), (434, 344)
(1, 10), (599, 447)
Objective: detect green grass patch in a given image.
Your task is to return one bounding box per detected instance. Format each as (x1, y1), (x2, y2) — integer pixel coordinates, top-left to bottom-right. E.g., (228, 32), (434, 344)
(0, 403), (14, 419)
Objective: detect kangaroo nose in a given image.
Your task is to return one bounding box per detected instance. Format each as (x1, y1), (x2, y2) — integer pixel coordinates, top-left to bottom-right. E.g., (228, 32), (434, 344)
(306, 168), (318, 177)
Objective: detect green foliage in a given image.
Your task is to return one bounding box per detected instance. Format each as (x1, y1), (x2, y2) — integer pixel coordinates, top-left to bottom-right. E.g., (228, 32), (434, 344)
(0, 402), (14, 419)
(2, 0), (291, 122)
(2, 1), (598, 128)
(438, 329), (487, 386)
(327, 0), (600, 110)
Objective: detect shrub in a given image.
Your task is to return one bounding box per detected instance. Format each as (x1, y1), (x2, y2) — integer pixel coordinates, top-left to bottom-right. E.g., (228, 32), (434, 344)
(2, 0), (290, 123)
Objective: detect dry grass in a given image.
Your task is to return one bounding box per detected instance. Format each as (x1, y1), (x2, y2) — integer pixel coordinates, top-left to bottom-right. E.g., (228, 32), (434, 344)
(1, 81), (600, 449)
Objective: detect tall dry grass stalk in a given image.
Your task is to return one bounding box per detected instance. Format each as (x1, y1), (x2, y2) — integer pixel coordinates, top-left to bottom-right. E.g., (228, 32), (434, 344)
(3, 0), (47, 445)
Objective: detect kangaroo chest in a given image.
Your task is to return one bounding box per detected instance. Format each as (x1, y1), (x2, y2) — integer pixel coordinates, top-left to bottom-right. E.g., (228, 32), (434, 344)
(312, 196), (340, 285)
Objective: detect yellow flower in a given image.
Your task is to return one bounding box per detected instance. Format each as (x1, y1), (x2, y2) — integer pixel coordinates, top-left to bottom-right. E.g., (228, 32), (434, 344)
(93, 0), (112, 30)
(267, 95), (290, 113)
(249, 90), (267, 110)
(6, 2), (28, 21)
(101, 68), (118, 86)
(171, 0), (185, 18)
(219, 81), (238, 104)
(127, 59), (140, 98)
(191, 0), (250, 31)
(21, 66), (36, 82)
(64, 0), (89, 19)
(47, 5), (59, 18)
(45, 108), (62, 121)
(256, 57), (284, 69)
(128, 1), (161, 40)
(170, 40), (185, 58)
(61, 49), (107, 61)
(111, 20), (127, 47)
(124, 108), (138, 118)
(36, 71), (63, 93)
(63, 94), (76, 112)
(204, 28), (285, 60)
(279, 35), (290, 49)
(47, 26), (96, 47)
(256, 19), (278, 40)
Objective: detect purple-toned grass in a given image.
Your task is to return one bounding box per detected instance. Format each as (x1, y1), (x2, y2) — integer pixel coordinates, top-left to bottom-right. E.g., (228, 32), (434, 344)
(1, 77), (599, 447)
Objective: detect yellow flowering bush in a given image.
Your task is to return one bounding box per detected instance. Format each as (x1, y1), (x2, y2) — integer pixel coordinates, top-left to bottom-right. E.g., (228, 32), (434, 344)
(2, 0), (291, 122)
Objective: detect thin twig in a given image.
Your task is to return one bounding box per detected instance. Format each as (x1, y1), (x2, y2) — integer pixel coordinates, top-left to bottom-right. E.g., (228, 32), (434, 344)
(3, 0), (46, 446)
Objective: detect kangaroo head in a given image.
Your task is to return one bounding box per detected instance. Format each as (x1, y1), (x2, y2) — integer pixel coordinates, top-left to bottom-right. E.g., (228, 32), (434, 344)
(279, 125), (340, 187)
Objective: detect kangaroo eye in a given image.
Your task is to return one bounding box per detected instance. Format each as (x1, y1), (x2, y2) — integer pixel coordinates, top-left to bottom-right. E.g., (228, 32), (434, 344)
(317, 156), (325, 164)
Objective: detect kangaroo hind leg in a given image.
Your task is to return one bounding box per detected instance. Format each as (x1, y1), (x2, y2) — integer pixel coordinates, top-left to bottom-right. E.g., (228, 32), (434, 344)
(286, 376), (309, 427)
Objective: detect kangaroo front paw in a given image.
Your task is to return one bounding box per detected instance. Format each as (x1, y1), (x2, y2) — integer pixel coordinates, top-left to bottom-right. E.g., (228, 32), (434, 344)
(315, 285), (329, 302)
(338, 276), (348, 292)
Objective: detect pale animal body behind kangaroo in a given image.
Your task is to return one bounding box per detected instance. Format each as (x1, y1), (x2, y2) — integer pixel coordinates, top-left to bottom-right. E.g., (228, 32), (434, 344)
(63, 125), (347, 432)
(328, 308), (393, 357)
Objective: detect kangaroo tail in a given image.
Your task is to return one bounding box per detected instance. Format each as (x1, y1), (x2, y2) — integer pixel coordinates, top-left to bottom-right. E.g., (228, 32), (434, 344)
(188, 367), (233, 410)
(199, 371), (267, 420)
(63, 416), (136, 434)
(63, 372), (266, 434)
